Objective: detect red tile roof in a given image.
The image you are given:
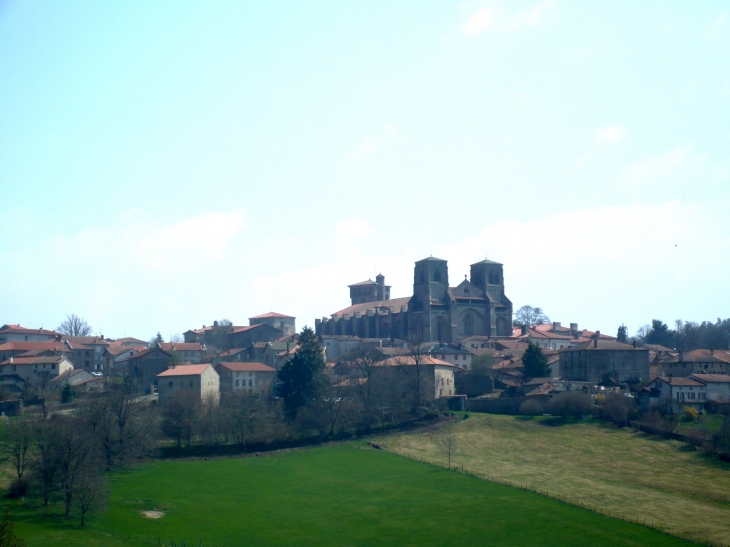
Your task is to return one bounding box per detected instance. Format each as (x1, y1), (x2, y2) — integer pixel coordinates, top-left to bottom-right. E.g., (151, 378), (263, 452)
(377, 355), (455, 368)
(215, 362), (275, 373)
(63, 336), (110, 346)
(1, 355), (69, 366)
(690, 373), (730, 383)
(0, 324), (60, 336)
(159, 343), (206, 352)
(157, 364), (213, 377)
(0, 341), (70, 353)
(655, 377), (704, 387)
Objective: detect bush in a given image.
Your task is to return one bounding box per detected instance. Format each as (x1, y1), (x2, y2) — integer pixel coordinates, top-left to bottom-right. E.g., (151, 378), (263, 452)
(519, 399), (544, 416)
(549, 391), (594, 420)
(683, 407), (699, 422)
(4, 481), (27, 499)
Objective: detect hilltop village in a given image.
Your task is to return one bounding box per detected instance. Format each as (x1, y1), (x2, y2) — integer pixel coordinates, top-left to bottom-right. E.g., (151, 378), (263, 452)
(2, 256), (728, 419)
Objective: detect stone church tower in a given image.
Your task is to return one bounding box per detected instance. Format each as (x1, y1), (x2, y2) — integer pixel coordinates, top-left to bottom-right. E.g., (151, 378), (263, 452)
(316, 256), (513, 342)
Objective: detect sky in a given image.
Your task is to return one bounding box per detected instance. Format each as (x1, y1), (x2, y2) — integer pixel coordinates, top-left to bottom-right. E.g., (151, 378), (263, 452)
(1, 1), (729, 341)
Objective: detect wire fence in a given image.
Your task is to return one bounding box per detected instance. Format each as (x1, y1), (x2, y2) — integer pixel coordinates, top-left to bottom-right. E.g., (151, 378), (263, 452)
(386, 447), (722, 547)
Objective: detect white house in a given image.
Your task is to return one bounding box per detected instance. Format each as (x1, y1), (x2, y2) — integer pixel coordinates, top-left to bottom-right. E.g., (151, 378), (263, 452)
(690, 373), (730, 402)
(649, 376), (706, 413)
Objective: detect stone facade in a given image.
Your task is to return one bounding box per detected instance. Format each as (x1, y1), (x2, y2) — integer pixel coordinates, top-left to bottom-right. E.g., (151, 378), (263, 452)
(316, 257), (513, 343)
(560, 339), (650, 383)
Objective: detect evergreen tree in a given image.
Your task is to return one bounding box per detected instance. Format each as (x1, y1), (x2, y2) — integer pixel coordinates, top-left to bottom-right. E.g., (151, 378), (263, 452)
(278, 327), (325, 420)
(522, 342), (550, 380)
(616, 324), (629, 343)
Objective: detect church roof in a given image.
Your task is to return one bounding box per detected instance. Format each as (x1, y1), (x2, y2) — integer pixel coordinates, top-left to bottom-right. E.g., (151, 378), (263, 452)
(348, 279), (377, 287)
(415, 256), (447, 263)
(331, 296), (411, 319)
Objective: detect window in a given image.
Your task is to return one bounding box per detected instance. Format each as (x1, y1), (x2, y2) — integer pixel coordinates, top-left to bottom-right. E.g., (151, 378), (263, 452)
(434, 269), (442, 283)
(249, 379), (253, 387)
(236, 380), (239, 387)
(169, 382), (173, 389)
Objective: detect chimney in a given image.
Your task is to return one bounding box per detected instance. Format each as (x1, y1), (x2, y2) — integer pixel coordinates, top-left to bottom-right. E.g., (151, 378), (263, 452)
(552, 322), (561, 331)
(570, 323), (578, 331)
(213, 321), (219, 327)
(593, 336), (598, 349)
(520, 325), (528, 336)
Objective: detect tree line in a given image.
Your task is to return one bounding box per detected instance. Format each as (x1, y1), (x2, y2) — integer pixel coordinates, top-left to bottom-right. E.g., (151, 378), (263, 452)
(617, 318), (730, 350)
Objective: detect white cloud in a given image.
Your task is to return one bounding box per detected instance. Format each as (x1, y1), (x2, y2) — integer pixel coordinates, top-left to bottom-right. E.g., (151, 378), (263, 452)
(594, 124), (626, 145)
(345, 124), (402, 166)
(462, 1), (555, 35)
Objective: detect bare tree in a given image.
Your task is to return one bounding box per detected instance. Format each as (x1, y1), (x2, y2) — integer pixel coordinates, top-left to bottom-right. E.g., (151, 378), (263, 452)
(55, 416), (100, 516)
(2, 419), (32, 497)
(514, 305), (550, 327)
(395, 340), (434, 413)
(161, 390), (201, 449)
(209, 319), (234, 351)
(31, 416), (61, 506)
(439, 431), (457, 469)
(169, 333), (183, 343)
(601, 392), (637, 427)
(57, 314), (93, 337)
(75, 472), (108, 525)
(344, 349), (384, 429)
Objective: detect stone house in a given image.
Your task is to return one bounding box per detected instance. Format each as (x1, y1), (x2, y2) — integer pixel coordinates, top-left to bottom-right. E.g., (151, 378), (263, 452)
(51, 368), (105, 393)
(0, 324), (60, 343)
(689, 373), (730, 402)
(63, 336), (110, 372)
(249, 312), (296, 336)
(214, 362), (276, 395)
(127, 347), (172, 393)
(654, 350), (730, 378)
(649, 376), (706, 413)
(0, 354), (75, 393)
(157, 364), (220, 404)
(375, 355), (456, 399)
(559, 339), (650, 383)
(104, 345), (146, 375)
(159, 342), (207, 363)
(0, 341), (70, 363)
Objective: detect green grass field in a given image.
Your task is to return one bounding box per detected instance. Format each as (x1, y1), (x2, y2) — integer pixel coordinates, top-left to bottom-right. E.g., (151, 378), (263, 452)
(3, 443), (693, 547)
(377, 414), (730, 545)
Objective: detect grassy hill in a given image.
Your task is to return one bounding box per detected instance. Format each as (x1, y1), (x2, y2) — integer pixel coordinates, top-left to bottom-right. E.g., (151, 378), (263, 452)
(4, 442), (691, 546)
(377, 414), (730, 545)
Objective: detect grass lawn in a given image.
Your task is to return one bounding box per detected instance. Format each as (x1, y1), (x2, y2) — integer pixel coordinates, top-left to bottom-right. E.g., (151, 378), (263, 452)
(376, 414), (730, 545)
(3, 443), (693, 547)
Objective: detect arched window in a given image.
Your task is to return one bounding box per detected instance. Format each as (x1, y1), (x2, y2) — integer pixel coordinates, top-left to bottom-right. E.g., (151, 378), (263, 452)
(434, 269), (442, 283)
(464, 314), (474, 336)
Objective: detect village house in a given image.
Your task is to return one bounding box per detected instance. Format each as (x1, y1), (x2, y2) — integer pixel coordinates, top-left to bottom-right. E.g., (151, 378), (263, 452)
(111, 337), (148, 347)
(375, 355), (457, 399)
(0, 354), (74, 384)
(0, 324), (60, 343)
(689, 373), (730, 402)
(157, 364), (220, 404)
(249, 312), (296, 336)
(214, 361), (276, 395)
(51, 368), (105, 393)
(654, 350), (730, 378)
(419, 342), (473, 370)
(560, 338), (650, 383)
(127, 347), (172, 393)
(648, 376), (706, 413)
(104, 345), (146, 375)
(159, 342), (207, 363)
(63, 336), (110, 372)
(0, 341), (70, 363)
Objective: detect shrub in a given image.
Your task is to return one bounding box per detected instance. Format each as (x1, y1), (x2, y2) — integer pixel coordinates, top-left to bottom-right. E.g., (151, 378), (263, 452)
(683, 407), (699, 422)
(4, 481), (27, 499)
(549, 391), (594, 420)
(519, 399), (544, 416)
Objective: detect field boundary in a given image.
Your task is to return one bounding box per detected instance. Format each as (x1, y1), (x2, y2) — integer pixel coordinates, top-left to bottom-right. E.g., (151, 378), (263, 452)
(384, 446), (719, 547)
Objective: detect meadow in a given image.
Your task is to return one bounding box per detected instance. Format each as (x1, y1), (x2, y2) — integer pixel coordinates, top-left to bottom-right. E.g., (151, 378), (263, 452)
(3, 442), (692, 547)
(378, 414), (730, 545)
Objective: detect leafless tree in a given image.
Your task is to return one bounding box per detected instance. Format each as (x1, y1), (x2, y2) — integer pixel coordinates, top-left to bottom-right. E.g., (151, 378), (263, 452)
(601, 392), (636, 427)
(75, 472), (108, 525)
(161, 390), (201, 448)
(55, 416), (100, 516)
(514, 305), (550, 327)
(395, 340), (433, 413)
(439, 431), (457, 469)
(169, 333), (183, 343)
(57, 314), (93, 337)
(30, 416), (61, 506)
(209, 319), (234, 351)
(2, 419), (32, 486)
(344, 349), (384, 429)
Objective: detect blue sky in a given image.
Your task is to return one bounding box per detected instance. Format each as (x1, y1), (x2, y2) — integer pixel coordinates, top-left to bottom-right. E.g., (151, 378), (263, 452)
(1, 1), (728, 340)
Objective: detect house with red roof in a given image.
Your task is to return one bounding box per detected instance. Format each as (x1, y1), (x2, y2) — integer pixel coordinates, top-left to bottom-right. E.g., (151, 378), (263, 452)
(214, 361), (276, 395)
(157, 364), (220, 404)
(0, 324), (61, 343)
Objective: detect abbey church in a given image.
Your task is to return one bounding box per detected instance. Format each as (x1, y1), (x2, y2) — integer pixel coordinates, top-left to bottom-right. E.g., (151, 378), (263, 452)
(315, 257), (513, 343)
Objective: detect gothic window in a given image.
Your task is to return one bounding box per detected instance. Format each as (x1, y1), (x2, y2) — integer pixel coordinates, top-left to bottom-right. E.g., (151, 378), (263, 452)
(434, 269), (442, 283)
(464, 314), (474, 336)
